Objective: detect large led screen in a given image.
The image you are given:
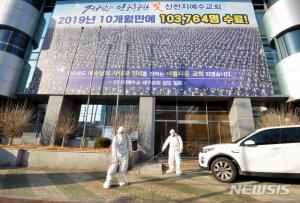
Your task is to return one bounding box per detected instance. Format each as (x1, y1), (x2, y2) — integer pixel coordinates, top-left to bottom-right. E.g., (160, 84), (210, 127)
(28, 0), (274, 96)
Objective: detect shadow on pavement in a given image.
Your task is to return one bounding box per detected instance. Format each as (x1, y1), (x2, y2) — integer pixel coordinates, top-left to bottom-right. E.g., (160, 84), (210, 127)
(112, 196), (138, 203)
(236, 175), (300, 185)
(129, 170), (207, 185)
(0, 171), (106, 190)
(0, 197), (77, 203)
(180, 190), (229, 202)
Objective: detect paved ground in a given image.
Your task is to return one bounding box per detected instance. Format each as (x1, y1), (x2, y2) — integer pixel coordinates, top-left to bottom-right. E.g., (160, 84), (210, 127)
(0, 160), (299, 203)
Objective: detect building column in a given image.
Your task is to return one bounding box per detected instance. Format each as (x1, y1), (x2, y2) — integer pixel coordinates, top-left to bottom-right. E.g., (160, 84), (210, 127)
(41, 96), (73, 145)
(229, 98), (255, 142)
(0, 0), (44, 97)
(263, 0), (300, 100)
(138, 97), (155, 160)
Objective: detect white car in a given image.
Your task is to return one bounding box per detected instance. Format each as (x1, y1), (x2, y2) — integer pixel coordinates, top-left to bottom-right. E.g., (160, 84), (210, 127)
(199, 125), (300, 182)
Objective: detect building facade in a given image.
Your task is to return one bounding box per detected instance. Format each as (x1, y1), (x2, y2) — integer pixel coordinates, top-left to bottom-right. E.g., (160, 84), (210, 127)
(0, 0), (299, 159)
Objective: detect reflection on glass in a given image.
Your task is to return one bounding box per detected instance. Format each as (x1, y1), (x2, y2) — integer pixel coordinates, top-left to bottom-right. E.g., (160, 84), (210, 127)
(209, 122), (231, 145)
(155, 101), (232, 156)
(208, 112), (229, 121)
(22, 0), (45, 10)
(154, 121), (177, 156)
(156, 101), (176, 110)
(220, 122), (231, 143)
(178, 124), (209, 157)
(178, 112), (207, 121)
(78, 104), (138, 138)
(177, 101), (206, 111)
(207, 103), (228, 111)
(209, 122), (220, 144)
(155, 111), (176, 120)
(0, 28), (30, 58)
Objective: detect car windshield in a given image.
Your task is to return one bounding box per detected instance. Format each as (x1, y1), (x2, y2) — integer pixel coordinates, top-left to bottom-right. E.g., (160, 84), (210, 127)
(233, 134), (248, 143)
(233, 129), (259, 143)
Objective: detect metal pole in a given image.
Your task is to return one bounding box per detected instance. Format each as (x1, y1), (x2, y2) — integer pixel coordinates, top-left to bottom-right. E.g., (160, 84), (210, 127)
(114, 26), (126, 129)
(64, 27), (84, 95)
(49, 27), (84, 146)
(81, 26), (102, 148)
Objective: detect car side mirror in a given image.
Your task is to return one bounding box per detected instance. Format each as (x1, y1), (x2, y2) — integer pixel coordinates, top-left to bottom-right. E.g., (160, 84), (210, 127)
(244, 140), (256, 146)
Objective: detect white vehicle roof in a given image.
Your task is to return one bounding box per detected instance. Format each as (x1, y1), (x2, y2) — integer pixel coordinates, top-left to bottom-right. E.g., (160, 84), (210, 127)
(255, 125), (300, 132)
(233, 125), (300, 144)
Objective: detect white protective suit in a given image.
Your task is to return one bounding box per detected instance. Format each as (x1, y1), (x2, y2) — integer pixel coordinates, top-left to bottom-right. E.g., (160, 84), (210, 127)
(162, 129), (183, 175)
(103, 127), (132, 189)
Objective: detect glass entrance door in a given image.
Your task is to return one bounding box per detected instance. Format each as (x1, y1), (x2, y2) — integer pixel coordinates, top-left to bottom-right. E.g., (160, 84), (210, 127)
(155, 101), (231, 158)
(154, 121), (177, 156)
(178, 122), (209, 157)
(209, 122), (231, 144)
(155, 121), (209, 157)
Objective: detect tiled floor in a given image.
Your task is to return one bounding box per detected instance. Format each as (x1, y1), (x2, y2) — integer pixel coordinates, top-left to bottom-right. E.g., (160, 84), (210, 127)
(0, 160), (299, 203)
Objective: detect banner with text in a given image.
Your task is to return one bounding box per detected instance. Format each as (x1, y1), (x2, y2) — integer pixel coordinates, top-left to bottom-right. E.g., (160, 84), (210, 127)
(29, 0), (274, 96)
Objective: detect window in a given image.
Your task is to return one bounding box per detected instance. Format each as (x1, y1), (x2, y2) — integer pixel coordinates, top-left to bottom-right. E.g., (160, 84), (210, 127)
(282, 29), (300, 56)
(156, 111), (177, 120)
(17, 12), (53, 94)
(6, 45), (26, 58)
(156, 101), (176, 110)
(276, 29), (300, 59)
(281, 127), (300, 144)
(0, 28), (30, 58)
(78, 104), (139, 138)
(243, 129), (281, 145)
(9, 32), (30, 50)
(265, 0), (279, 8)
(22, 0), (45, 11)
(0, 29), (11, 42)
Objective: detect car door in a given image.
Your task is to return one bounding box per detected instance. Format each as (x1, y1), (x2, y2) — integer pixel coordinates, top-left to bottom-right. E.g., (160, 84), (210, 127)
(281, 127), (300, 173)
(240, 128), (286, 173)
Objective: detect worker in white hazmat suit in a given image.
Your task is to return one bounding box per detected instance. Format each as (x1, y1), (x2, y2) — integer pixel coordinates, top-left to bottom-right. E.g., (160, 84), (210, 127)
(162, 129), (183, 175)
(103, 126), (132, 189)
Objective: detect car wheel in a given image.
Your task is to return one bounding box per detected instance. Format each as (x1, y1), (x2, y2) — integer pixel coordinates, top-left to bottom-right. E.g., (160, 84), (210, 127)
(211, 157), (237, 183)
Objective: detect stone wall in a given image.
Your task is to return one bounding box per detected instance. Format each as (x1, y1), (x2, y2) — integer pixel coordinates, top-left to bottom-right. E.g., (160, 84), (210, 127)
(0, 148), (23, 167)
(0, 148), (139, 171)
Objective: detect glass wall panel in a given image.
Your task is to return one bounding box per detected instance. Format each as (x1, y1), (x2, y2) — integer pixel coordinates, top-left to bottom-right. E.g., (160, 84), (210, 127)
(209, 122), (220, 144)
(0, 28), (30, 58)
(254, 10), (266, 36)
(155, 100), (231, 157)
(208, 122), (231, 144)
(17, 12), (53, 93)
(265, 0), (279, 8)
(22, 0), (45, 11)
(24, 104), (47, 133)
(178, 123), (209, 157)
(78, 104), (138, 139)
(207, 103), (228, 111)
(155, 121), (177, 156)
(177, 101), (206, 111)
(208, 112), (229, 121)
(220, 122), (231, 143)
(156, 101), (176, 110)
(281, 29), (300, 57)
(156, 111), (177, 120)
(0, 29), (11, 42)
(178, 112), (207, 121)
(255, 9), (280, 94)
